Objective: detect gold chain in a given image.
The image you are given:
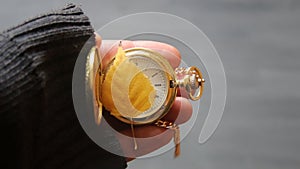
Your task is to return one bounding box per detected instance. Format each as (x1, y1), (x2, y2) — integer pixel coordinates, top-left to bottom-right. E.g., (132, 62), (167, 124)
(155, 120), (181, 157)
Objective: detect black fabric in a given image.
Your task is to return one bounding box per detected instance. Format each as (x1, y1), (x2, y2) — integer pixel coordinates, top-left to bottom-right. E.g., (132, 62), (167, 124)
(0, 4), (127, 169)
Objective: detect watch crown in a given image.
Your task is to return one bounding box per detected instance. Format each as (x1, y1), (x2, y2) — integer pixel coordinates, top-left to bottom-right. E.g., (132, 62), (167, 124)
(175, 66), (204, 100)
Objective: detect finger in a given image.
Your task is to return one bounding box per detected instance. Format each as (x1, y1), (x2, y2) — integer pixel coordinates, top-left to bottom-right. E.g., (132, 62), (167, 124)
(116, 125), (173, 158)
(162, 97), (193, 124)
(100, 40), (181, 69)
(104, 96), (193, 127)
(133, 41), (181, 68)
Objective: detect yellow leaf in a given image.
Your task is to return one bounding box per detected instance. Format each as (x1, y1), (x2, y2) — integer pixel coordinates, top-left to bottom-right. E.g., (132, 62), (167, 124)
(101, 45), (155, 118)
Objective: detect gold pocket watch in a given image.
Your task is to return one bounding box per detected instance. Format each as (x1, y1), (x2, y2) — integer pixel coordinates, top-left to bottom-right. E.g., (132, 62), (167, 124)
(86, 42), (204, 157)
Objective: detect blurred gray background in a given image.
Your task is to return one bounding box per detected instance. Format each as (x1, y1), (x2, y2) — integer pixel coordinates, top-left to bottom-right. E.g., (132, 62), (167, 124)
(1, 0), (299, 168)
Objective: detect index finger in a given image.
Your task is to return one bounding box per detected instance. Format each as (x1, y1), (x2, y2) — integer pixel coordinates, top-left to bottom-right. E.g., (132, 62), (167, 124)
(99, 40), (181, 69)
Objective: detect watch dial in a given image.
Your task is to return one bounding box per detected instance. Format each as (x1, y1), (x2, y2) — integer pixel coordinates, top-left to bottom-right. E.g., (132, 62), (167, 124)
(128, 56), (169, 120)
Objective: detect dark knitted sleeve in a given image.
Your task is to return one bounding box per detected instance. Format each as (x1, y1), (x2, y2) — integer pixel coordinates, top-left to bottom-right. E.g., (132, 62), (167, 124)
(0, 4), (127, 169)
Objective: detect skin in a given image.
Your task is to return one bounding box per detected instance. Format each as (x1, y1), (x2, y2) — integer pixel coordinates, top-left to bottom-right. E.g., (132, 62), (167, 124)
(95, 34), (193, 160)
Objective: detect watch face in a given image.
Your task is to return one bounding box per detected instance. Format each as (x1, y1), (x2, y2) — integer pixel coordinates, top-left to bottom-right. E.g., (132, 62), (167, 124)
(106, 47), (177, 125)
(127, 55), (169, 120)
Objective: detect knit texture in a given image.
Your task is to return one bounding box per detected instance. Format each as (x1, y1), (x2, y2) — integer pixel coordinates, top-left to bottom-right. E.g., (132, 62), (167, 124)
(0, 4), (127, 169)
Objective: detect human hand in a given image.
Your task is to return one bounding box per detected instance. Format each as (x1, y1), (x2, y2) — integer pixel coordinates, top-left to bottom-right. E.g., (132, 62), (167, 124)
(95, 34), (193, 160)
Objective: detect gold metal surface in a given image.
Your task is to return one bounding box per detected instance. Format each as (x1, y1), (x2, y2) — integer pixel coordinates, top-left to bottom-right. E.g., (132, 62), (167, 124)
(86, 47), (103, 125)
(175, 66), (205, 101)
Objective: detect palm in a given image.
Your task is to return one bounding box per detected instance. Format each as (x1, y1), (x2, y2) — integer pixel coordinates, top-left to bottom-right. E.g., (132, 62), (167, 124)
(96, 34), (192, 158)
